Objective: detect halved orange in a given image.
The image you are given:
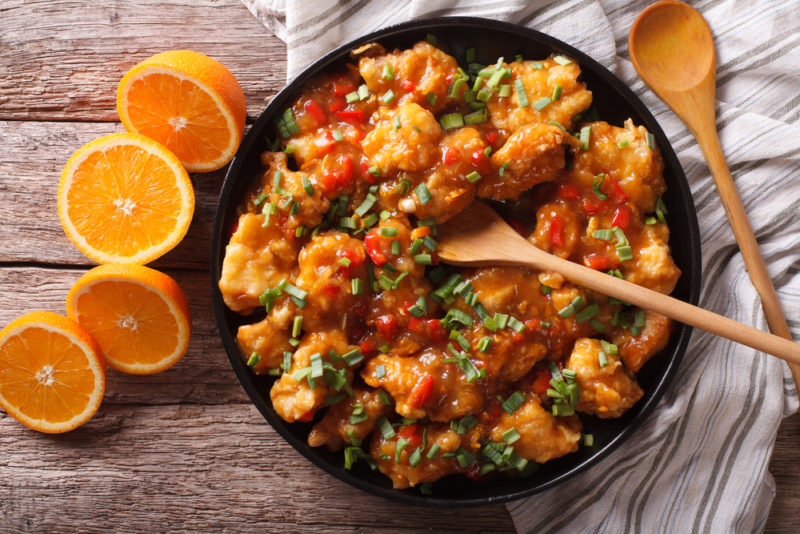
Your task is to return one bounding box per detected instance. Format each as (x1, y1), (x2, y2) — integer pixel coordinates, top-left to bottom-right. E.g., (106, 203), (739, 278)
(57, 132), (194, 265)
(0, 311), (106, 433)
(66, 264), (191, 375)
(116, 50), (247, 172)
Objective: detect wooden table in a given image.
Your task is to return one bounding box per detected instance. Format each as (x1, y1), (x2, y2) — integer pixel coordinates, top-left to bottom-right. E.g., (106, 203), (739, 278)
(1, 1), (796, 531)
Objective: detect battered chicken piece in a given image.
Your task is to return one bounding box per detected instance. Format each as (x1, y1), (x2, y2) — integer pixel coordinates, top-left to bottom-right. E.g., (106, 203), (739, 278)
(270, 330), (358, 423)
(218, 213), (298, 313)
(358, 41), (460, 114)
(612, 310), (672, 372)
(308, 388), (392, 451)
(530, 200), (584, 259)
(362, 348), (485, 422)
(236, 315), (294, 372)
(478, 123), (566, 200)
(566, 338), (644, 418)
(397, 127), (487, 223)
(294, 231), (369, 331)
(624, 223), (681, 295)
(361, 102), (442, 174)
(570, 120), (665, 213)
(487, 57), (592, 134)
(371, 422), (481, 488)
(489, 395), (582, 463)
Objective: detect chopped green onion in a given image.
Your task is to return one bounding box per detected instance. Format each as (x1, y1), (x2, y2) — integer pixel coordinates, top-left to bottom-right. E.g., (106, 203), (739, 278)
(552, 85), (563, 101)
(592, 173), (608, 200)
(557, 296), (586, 318)
(426, 92), (438, 106)
(598, 350), (609, 367)
(345, 91), (359, 104)
(590, 319), (606, 333)
(289, 337), (301, 347)
(440, 112), (464, 130)
(391, 240), (401, 255)
(579, 125), (592, 150)
(392, 114), (401, 129)
(351, 278), (363, 296)
(575, 303), (600, 323)
(634, 309), (646, 328)
(410, 238), (424, 255)
(514, 79), (529, 108)
(477, 336), (493, 353)
(378, 416), (395, 440)
(331, 129), (344, 142)
(407, 295), (428, 318)
(533, 96), (551, 110)
(466, 171), (482, 183)
(368, 165), (381, 177)
(278, 280), (308, 301)
(378, 391), (392, 406)
(395, 437), (409, 463)
(456, 448), (477, 468)
(463, 108), (487, 124)
(553, 55), (572, 65)
(423, 236), (438, 251)
(583, 434), (594, 447)
(541, 285), (551, 295)
(646, 132), (655, 149)
(282, 352), (292, 373)
(382, 90), (396, 105)
(426, 443), (440, 460)
(502, 428), (521, 445)
(507, 316), (526, 333)
(655, 196), (668, 224)
(292, 315), (303, 338)
(253, 193), (268, 207)
(408, 447), (423, 467)
(449, 330), (471, 352)
(593, 229), (614, 241)
(310, 352), (324, 379)
(617, 245), (633, 261)
(247, 352), (261, 368)
(414, 183), (433, 205)
(358, 84), (370, 100)
(342, 349), (364, 366)
(549, 119), (567, 131)
(443, 307), (474, 328)
(414, 253), (433, 265)
(382, 62), (394, 80)
(339, 216), (357, 230)
(494, 312), (509, 330)
(354, 193), (377, 217)
(498, 84), (511, 97)
(362, 213), (379, 228)
(502, 391), (526, 414)
(617, 139), (630, 148)
(600, 340), (619, 354)
(380, 226), (399, 238)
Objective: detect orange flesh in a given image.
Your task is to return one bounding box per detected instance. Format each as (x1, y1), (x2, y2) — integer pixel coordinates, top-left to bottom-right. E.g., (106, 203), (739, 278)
(66, 144), (184, 259)
(74, 281), (180, 366)
(0, 327), (96, 423)
(125, 73), (229, 166)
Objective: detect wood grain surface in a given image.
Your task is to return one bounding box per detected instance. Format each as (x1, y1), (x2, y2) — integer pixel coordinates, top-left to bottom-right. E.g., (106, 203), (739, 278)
(0, 1), (795, 532)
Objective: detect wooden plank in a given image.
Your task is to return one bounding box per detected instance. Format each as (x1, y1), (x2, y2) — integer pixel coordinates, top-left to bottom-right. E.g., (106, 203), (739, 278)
(0, 403), (515, 533)
(0, 0), (286, 122)
(765, 413), (800, 534)
(0, 120), (223, 270)
(0, 266), (250, 405)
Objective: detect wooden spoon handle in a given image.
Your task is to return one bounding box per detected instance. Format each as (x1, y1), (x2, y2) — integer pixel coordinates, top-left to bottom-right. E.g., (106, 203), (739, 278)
(694, 123), (800, 377)
(505, 244), (800, 366)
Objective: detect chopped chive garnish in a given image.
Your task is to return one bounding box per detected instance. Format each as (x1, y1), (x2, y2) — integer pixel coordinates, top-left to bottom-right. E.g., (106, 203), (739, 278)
(617, 245), (633, 261)
(465, 171), (482, 183)
(407, 295), (428, 318)
(417, 217), (436, 227)
(342, 348), (364, 366)
(617, 139), (630, 148)
(382, 62), (394, 80)
(502, 391), (526, 414)
(408, 447), (423, 468)
(278, 280), (308, 301)
(391, 240), (401, 255)
(349, 412), (368, 425)
(426, 92), (438, 106)
(541, 321), (551, 328)
(358, 84), (370, 100)
(426, 443), (441, 460)
(397, 178), (412, 195)
(579, 125), (592, 150)
(514, 79), (529, 108)
(646, 132), (655, 149)
(292, 315), (303, 338)
(477, 336), (493, 353)
(392, 114), (401, 129)
(553, 55), (572, 65)
(380, 227), (399, 238)
(395, 437), (409, 463)
(600, 340), (619, 354)
(345, 91), (359, 104)
(378, 391), (392, 406)
(414, 253), (433, 265)
(645, 216), (657, 225)
(443, 307), (474, 328)
(533, 96), (551, 110)
(368, 165), (381, 177)
(289, 338), (300, 348)
(557, 296), (586, 318)
(310, 352), (324, 379)
(549, 119), (567, 131)
(339, 216), (357, 230)
(502, 428), (521, 445)
(382, 90), (396, 105)
(552, 85), (563, 101)
(253, 193), (268, 207)
(494, 312), (509, 330)
(362, 213), (379, 228)
(541, 284), (551, 295)
(282, 351), (292, 372)
(590, 319), (606, 333)
(592, 173), (608, 200)
(531, 60), (543, 70)
(498, 84), (511, 97)
(507, 316), (526, 333)
(598, 350), (609, 367)
(634, 309), (646, 328)
(377, 417), (395, 441)
(463, 108), (488, 124)
(655, 196), (668, 224)
(247, 352), (261, 368)
(351, 277), (363, 296)
(414, 183), (433, 205)
(440, 112), (464, 130)
(347, 429), (362, 447)
(423, 236), (438, 251)
(332, 129), (344, 142)
(583, 434), (594, 447)
(449, 330), (471, 352)
(593, 229), (614, 241)
(354, 193), (377, 217)
(575, 303), (600, 323)
(410, 238), (424, 255)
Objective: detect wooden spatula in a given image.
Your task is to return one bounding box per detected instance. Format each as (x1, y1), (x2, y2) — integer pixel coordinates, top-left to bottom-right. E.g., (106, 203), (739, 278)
(436, 201), (800, 365)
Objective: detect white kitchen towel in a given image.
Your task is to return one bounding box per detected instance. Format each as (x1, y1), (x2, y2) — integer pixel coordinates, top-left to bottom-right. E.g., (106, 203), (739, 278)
(240, 0), (800, 531)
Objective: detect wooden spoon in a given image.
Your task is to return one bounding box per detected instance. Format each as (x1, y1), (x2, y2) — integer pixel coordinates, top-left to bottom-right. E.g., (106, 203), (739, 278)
(436, 201), (800, 366)
(628, 1), (800, 394)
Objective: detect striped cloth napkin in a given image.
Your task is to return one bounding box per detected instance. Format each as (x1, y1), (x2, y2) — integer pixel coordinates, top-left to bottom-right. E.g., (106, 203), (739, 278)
(240, 0), (800, 531)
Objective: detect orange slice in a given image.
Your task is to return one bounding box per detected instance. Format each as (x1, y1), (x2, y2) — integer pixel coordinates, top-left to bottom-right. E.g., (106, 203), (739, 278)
(116, 50), (247, 172)
(57, 132), (194, 265)
(66, 264), (191, 375)
(0, 311), (106, 433)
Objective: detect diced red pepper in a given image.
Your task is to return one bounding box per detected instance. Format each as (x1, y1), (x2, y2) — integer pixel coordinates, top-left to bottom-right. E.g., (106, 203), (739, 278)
(375, 314), (399, 340)
(584, 253), (610, 270)
(582, 197), (609, 215)
(611, 206), (631, 230)
(313, 131), (337, 155)
(427, 319), (448, 343)
(323, 284), (341, 299)
(332, 78), (355, 96)
(328, 96), (347, 113)
(525, 318), (541, 330)
(364, 232), (388, 266)
(336, 110), (366, 125)
(397, 423), (423, 450)
(338, 249), (364, 270)
(319, 171), (340, 193)
(444, 147), (460, 165)
(338, 155), (354, 186)
(409, 375), (434, 408)
(486, 399), (502, 427)
(558, 183), (581, 200)
(408, 317), (426, 335)
(359, 338), (377, 355)
(465, 461), (483, 480)
(471, 149), (491, 174)
(608, 177), (629, 202)
(511, 331), (525, 342)
(360, 160), (377, 184)
(532, 366), (551, 395)
(549, 214), (563, 246)
(485, 130), (499, 146)
(304, 99), (328, 126)
(400, 79), (417, 92)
